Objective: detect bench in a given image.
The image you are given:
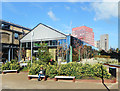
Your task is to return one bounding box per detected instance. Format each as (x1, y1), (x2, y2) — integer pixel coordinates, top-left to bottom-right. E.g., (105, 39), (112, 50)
(28, 75), (46, 81)
(20, 63), (27, 67)
(2, 70), (18, 74)
(55, 76), (75, 82)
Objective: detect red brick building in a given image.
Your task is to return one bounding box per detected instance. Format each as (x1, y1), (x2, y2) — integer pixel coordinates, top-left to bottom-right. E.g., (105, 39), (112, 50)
(72, 26), (94, 46)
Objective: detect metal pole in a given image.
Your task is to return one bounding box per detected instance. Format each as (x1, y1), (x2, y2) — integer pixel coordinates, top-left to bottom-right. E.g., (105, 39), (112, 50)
(31, 31), (33, 66)
(18, 43), (21, 62)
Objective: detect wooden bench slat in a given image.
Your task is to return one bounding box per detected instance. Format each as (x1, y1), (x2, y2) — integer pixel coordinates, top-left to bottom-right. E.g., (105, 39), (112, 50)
(3, 70), (18, 72)
(28, 75), (46, 81)
(28, 75), (45, 77)
(55, 76), (76, 82)
(55, 76), (75, 78)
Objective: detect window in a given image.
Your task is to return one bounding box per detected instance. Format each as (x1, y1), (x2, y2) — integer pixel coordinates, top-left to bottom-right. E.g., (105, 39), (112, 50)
(0, 32), (10, 42)
(52, 40), (57, 45)
(1, 24), (10, 29)
(14, 33), (19, 39)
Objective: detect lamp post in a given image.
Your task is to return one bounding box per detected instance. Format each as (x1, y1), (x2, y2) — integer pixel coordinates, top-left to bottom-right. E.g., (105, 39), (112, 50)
(31, 31), (34, 66)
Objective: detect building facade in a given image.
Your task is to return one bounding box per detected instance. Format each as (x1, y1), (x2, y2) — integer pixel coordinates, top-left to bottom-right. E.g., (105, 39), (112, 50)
(72, 26), (94, 46)
(94, 41), (97, 48)
(96, 40), (100, 50)
(100, 34), (109, 51)
(20, 23), (97, 62)
(0, 20), (31, 62)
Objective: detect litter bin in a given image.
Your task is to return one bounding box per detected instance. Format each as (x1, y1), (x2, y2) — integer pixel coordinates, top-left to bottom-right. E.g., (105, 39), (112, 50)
(109, 67), (116, 78)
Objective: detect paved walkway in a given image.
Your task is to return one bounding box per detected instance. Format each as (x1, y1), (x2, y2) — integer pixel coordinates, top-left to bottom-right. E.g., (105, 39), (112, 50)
(1, 72), (118, 89)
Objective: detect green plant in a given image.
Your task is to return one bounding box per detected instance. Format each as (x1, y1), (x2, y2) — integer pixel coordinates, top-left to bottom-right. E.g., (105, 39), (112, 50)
(119, 62), (120, 65)
(95, 55), (110, 58)
(2, 60), (20, 71)
(37, 43), (52, 64)
(28, 61), (111, 79)
(21, 66), (28, 71)
(92, 63), (111, 79)
(46, 62), (59, 78)
(28, 63), (41, 75)
(62, 59), (67, 62)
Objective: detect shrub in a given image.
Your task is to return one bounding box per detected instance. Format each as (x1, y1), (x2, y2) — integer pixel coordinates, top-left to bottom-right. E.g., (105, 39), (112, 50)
(95, 55), (110, 58)
(21, 66), (28, 71)
(46, 62), (59, 78)
(92, 63), (111, 79)
(28, 63), (42, 75)
(58, 62), (110, 79)
(29, 62), (59, 78)
(2, 60), (20, 71)
(28, 61), (111, 79)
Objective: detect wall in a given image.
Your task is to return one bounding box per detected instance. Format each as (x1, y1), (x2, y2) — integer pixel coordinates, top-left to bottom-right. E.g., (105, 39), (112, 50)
(0, 29), (12, 44)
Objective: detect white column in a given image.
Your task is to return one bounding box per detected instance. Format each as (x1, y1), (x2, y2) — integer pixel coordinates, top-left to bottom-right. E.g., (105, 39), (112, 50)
(12, 48), (13, 59)
(8, 48), (10, 62)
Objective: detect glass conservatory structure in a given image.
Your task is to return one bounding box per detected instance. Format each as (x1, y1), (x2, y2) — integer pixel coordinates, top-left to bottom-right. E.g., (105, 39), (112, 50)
(20, 23), (98, 63)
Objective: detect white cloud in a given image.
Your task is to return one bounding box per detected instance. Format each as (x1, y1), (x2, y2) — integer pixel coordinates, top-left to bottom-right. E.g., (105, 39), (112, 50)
(91, 1), (118, 21)
(65, 6), (71, 10)
(47, 10), (59, 21)
(80, 6), (92, 12)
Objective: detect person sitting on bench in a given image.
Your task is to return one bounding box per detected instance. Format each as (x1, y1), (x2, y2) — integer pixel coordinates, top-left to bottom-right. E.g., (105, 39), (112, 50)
(38, 67), (45, 81)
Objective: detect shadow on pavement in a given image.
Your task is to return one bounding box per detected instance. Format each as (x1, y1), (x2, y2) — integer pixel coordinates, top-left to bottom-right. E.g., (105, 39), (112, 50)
(101, 65), (110, 91)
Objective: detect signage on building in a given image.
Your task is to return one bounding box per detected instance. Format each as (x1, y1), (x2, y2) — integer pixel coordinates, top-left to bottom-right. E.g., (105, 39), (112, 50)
(2, 45), (18, 48)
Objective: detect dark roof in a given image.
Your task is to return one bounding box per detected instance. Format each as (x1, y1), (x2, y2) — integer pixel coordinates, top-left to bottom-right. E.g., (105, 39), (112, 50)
(0, 19), (31, 31)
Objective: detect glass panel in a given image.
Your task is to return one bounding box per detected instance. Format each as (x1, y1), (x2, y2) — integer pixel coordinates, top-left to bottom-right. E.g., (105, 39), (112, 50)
(14, 33), (19, 39)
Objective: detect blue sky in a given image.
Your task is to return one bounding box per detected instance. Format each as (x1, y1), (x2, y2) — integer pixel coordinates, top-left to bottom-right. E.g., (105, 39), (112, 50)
(2, 2), (118, 49)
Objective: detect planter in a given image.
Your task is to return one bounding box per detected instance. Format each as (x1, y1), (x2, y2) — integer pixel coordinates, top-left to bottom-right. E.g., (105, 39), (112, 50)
(55, 76), (75, 82)
(20, 71), (28, 73)
(2, 70), (18, 74)
(61, 62), (67, 64)
(103, 63), (109, 65)
(109, 64), (120, 68)
(104, 78), (116, 83)
(28, 75), (47, 81)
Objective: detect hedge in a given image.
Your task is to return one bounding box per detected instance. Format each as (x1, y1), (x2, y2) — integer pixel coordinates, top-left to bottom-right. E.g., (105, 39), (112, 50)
(2, 59), (20, 71)
(95, 55), (110, 58)
(28, 62), (111, 79)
